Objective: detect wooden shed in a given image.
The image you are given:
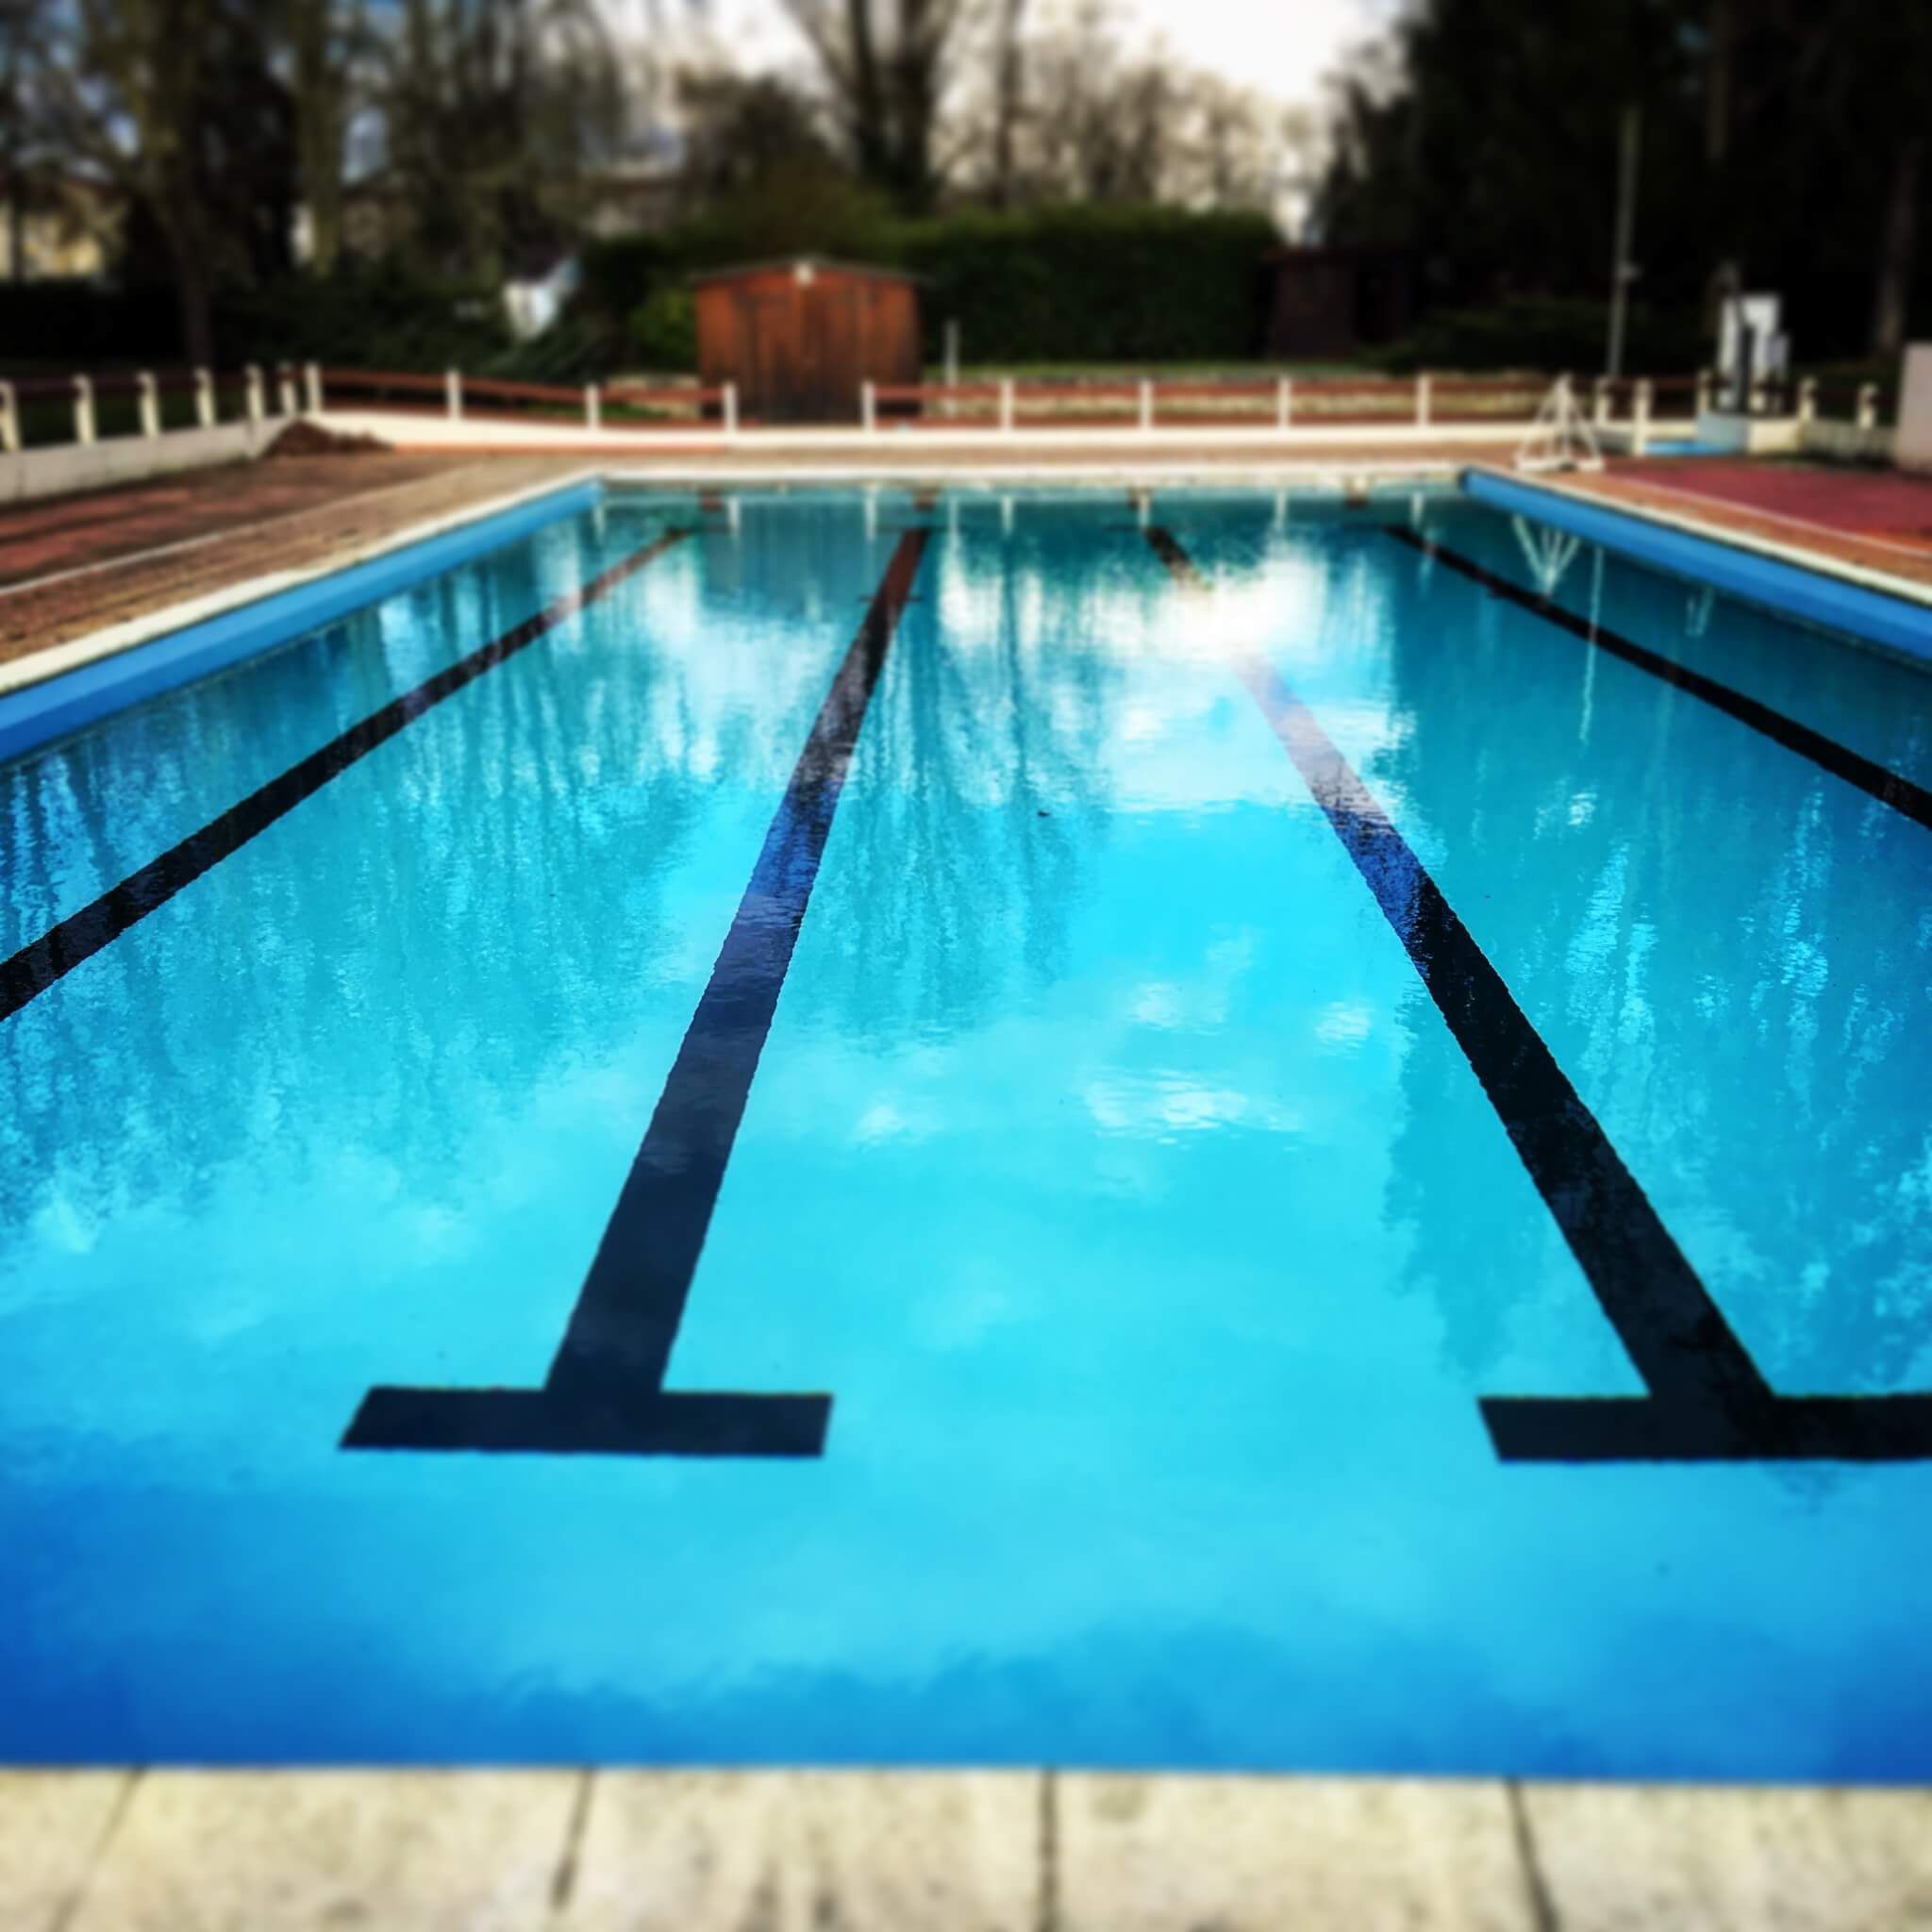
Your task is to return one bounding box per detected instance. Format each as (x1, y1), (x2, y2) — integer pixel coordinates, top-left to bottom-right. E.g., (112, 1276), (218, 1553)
(692, 258), (923, 425)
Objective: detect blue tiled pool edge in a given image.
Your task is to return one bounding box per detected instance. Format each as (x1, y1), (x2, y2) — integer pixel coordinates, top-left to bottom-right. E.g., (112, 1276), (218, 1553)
(0, 474), (604, 765)
(1464, 467), (1932, 666)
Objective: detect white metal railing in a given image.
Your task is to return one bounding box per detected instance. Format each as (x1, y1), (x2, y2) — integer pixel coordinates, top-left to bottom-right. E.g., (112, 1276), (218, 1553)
(6, 360), (1895, 458)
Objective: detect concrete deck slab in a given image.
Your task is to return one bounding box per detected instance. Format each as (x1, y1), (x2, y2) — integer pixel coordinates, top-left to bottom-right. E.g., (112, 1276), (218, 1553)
(62, 1771), (579, 1932)
(1522, 1785), (1932, 1932)
(0, 1770), (134, 1932)
(1058, 1774), (1535, 1932)
(555, 1772), (1039, 1931)
(7, 1774), (1930, 1930)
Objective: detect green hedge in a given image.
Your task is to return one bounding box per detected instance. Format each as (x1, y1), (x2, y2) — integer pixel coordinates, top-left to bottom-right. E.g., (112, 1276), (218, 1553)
(896, 207), (1280, 363)
(0, 281), (184, 364)
(1365, 297), (1707, 375)
(575, 202), (1284, 370)
(0, 265), (510, 377)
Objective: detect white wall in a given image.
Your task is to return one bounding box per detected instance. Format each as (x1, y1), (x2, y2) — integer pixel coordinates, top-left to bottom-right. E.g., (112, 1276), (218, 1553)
(1799, 419), (1897, 464)
(1, 420), (269, 506)
(1898, 344), (1932, 473)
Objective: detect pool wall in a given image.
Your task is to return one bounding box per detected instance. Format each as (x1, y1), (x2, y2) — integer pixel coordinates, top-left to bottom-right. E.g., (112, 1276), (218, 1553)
(1464, 468), (1932, 666)
(0, 474), (603, 765)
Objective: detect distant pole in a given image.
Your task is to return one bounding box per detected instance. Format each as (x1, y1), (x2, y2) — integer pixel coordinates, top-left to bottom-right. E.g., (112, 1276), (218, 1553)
(943, 319), (959, 389)
(1606, 104), (1641, 380)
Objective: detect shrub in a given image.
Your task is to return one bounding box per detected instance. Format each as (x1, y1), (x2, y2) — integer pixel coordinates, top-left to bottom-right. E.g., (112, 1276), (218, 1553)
(1365, 296), (1707, 375)
(575, 235), (675, 334)
(628, 289), (697, 371)
(216, 261), (511, 372)
(482, 316), (615, 385)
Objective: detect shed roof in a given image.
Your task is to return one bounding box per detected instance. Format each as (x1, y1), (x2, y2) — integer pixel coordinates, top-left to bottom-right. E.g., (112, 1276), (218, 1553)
(689, 255), (925, 289)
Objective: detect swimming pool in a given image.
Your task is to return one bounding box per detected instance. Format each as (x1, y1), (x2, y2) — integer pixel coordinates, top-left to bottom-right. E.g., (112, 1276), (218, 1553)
(2, 481), (1929, 1775)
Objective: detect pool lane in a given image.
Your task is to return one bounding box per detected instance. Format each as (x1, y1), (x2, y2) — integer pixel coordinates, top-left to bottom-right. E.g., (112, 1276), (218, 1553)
(1181, 496), (1932, 1410)
(1147, 523), (1932, 1463)
(342, 528), (933, 1457)
(1384, 525), (1932, 832)
(0, 527), (695, 1024)
(1418, 493), (1932, 791)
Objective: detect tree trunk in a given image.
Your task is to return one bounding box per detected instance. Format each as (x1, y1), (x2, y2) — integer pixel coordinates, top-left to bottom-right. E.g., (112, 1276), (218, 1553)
(160, 196), (215, 366)
(889, 0), (938, 209)
(1871, 133), (1923, 360)
(292, 0), (345, 275)
(991, 0), (1024, 208)
(845, 0), (891, 186)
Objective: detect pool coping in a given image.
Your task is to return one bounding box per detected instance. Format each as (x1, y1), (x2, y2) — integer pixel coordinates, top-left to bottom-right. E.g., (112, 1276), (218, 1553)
(7, 1768), (1930, 1929)
(0, 466), (606, 762)
(1465, 464), (1932, 667)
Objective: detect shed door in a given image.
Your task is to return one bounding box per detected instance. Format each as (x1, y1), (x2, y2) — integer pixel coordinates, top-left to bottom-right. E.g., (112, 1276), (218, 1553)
(745, 292), (793, 424)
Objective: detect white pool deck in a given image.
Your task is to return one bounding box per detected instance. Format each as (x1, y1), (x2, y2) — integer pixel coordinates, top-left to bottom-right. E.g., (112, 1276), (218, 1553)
(6, 1771), (1931, 1931)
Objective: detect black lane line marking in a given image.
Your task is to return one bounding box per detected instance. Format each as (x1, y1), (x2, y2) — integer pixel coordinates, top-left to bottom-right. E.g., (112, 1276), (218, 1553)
(343, 527), (933, 1456)
(0, 527), (696, 1027)
(1386, 525), (1932, 834)
(1146, 526), (1932, 1461)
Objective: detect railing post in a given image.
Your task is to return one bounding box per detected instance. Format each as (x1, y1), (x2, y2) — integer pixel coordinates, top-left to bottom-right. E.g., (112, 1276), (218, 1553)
(0, 379), (17, 454)
(244, 365), (264, 430)
(1695, 368), (1713, 416)
(584, 383), (601, 433)
(1631, 377), (1653, 456)
(861, 379), (876, 434)
(305, 362), (323, 413)
(1000, 377), (1015, 434)
(1276, 375), (1291, 429)
(1416, 372), (1431, 427)
(1796, 375), (1817, 425)
(277, 362), (298, 415)
(1139, 377), (1154, 432)
(73, 375), (96, 445)
(723, 381), (739, 438)
(193, 367), (216, 428)
(136, 371), (160, 438)
(1592, 375), (1613, 426)
(445, 368), (462, 421)
(1857, 382), (1878, 430)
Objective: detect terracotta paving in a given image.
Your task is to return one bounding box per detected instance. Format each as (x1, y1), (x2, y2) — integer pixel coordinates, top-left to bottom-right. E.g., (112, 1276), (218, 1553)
(0, 456), (585, 669)
(1562, 459), (1932, 592)
(0, 456), (463, 587)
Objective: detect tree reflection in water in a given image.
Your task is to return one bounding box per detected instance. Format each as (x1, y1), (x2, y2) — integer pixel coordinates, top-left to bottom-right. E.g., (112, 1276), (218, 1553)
(0, 501), (866, 1272)
(801, 494), (1133, 1043)
(1368, 519), (1932, 1402)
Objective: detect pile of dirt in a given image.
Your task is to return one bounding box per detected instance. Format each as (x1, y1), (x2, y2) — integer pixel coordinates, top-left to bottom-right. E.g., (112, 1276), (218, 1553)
(264, 420), (391, 458)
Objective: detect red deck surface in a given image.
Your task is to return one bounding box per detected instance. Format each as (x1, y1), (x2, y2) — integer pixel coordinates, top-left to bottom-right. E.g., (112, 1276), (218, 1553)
(0, 456), (461, 589)
(1613, 458), (1932, 550)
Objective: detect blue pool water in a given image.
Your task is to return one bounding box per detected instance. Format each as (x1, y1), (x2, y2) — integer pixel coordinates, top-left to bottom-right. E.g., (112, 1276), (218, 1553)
(2, 482), (1929, 1775)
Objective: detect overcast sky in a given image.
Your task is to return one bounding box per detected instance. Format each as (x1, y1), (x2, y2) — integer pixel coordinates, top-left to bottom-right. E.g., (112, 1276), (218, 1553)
(676, 0), (1380, 117)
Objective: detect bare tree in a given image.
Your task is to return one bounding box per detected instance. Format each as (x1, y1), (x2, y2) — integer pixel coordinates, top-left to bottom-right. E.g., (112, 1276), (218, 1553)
(989, 0), (1024, 207)
(285, 0), (364, 275)
(780, 0), (968, 209)
(33, 0), (223, 359)
(375, 0), (625, 275)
